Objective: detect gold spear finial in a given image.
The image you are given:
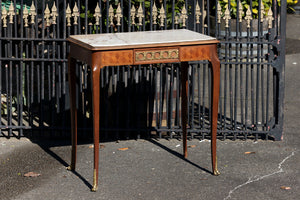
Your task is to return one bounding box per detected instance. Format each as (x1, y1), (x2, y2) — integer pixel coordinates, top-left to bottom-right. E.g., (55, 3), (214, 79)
(1, 6), (8, 27)
(245, 7), (253, 28)
(137, 3), (144, 26)
(152, 2), (158, 25)
(23, 5), (29, 27)
(51, 2), (58, 25)
(44, 4), (51, 27)
(195, 1), (201, 24)
(66, 3), (72, 26)
(266, 8), (274, 29)
(108, 5), (114, 26)
(8, 1), (15, 24)
(180, 6), (188, 27)
(115, 3), (123, 26)
(223, 6), (231, 28)
(93, 3), (101, 26)
(158, 4), (166, 27)
(29, 1), (36, 24)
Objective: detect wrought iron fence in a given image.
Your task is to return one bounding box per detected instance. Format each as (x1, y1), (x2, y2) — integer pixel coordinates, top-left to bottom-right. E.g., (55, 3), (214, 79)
(0, 0), (286, 140)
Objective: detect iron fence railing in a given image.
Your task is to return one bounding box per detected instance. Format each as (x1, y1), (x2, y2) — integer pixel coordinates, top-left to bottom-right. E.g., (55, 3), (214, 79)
(0, 0), (285, 140)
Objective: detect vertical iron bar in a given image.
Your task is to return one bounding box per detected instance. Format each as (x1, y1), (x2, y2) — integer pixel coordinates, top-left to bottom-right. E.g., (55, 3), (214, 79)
(148, 64), (153, 138)
(128, 0), (132, 31)
(126, 65), (131, 139)
(206, 0), (210, 33)
(116, 66), (120, 139)
(238, 15), (244, 132)
(4, 27), (7, 137)
(190, 65), (195, 139)
(165, 66), (169, 137)
(234, 0), (241, 138)
(216, 1), (223, 137)
(121, 0), (124, 32)
(260, 28), (265, 133)
(158, 65), (163, 138)
(172, 0), (175, 30)
(176, 65), (180, 132)
(150, 0), (153, 30)
(39, 0), (45, 135)
(275, 0), (286, 140)
(256, 0), (261, 137)
(228, 1), (233, 138)
(142, 1), (145, 31)
(154, 67), (159, 137)
(169, 65), (174, 138)
(0, 0), (2, 136)
(85, 0), (88, 34)
(163, 0), (167, 29)
(8, 12), (13, 137)
(202, 63), (206, 132)
(60, 0), (66, 134)
(197, 64), (203, 139)
(18, 0), (24, 137)
(223, 27), (229, 139)
(266, 25), (272, 137)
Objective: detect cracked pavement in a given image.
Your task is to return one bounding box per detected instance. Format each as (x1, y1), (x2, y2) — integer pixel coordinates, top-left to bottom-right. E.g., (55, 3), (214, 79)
(0, 14), (300, 200)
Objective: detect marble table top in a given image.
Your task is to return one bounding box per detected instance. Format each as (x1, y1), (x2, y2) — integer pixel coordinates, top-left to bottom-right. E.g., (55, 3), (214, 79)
(67, 29), (218, 50)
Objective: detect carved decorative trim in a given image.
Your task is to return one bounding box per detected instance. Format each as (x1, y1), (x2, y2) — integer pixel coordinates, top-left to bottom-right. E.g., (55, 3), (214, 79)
(135, 49), (179, 62)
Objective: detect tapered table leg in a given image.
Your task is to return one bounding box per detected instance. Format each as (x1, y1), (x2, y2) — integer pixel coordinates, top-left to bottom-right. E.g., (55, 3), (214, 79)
(181, 62), (189, 159)
(91, 59), (101, 192)
(67, 56), (77, 171)
(210, 44), (220, 176)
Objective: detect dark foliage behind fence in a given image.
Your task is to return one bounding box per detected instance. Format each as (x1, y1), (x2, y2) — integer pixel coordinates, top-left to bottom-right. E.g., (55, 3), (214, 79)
(0, 0), (286, 140)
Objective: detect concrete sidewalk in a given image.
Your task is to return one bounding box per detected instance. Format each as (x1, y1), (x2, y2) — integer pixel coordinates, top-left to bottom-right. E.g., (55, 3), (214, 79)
(0, 15), (300, 200)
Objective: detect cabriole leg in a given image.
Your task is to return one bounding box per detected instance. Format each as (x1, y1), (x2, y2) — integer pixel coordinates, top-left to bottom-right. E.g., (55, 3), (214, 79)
(67, 56), (77, 171)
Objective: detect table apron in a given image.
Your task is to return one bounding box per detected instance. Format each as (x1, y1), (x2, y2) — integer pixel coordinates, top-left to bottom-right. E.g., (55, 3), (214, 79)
(179, 44), (213, 62)
(87, 44), (216, 68)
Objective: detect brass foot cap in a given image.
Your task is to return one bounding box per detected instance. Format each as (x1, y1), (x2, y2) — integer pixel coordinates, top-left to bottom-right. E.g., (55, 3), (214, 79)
(91, 185), (98, 192)
(213, 169), (220, 176)
(66, 166), (74, 171)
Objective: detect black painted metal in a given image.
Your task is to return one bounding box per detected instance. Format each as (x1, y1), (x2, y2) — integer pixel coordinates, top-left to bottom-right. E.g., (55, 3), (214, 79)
(0, 0), (285, 141)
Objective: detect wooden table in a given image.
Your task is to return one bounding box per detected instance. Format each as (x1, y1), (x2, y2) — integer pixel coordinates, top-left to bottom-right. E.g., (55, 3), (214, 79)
(67, 29), (220, 191)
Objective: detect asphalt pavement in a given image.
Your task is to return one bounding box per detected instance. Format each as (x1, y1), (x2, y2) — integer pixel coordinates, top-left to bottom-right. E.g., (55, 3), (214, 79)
(0, 14), (299, 200)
